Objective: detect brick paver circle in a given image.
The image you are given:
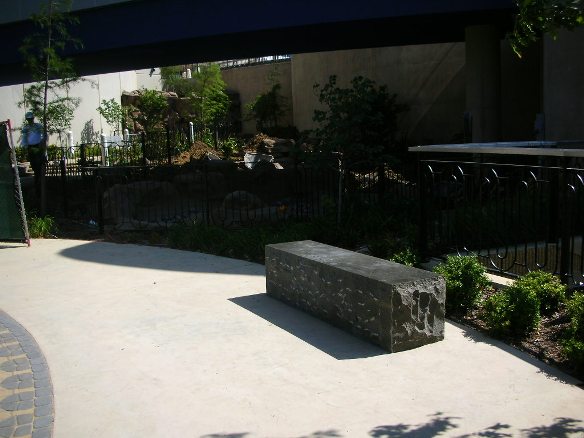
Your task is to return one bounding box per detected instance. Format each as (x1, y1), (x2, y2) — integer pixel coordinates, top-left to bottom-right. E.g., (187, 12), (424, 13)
(0, 310), (54, 438)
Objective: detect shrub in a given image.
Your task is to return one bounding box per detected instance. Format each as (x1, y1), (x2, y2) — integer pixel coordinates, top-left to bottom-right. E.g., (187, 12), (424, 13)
(514, 270), (566, 316)
(482, 282), (541, 336)
(27, 215), (58, 238)
(433, 255), (489, 315)
(389, 248), (418, 267)
(563, 292), (584, 370)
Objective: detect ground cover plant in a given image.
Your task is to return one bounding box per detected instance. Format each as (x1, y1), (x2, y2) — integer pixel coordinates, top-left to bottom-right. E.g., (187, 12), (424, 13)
(434, 255), (490, 316)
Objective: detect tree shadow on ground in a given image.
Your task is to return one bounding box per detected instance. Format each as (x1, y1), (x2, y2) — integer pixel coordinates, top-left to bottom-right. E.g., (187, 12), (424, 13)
(229, 293), (385, 360)
(198, 416), (584, 438)
(369, 413), (584, 438)
(448, 319), (582, 386)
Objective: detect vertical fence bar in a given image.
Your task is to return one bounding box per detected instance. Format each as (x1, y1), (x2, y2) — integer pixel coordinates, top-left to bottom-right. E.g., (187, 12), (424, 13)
(60, 157), (68, 217)
(166, 127), (172, 165)
(96, 174), (104, 234)
(558, 157), (571, 284)
(417, 154), (428, 260)
(141, 132), (147, 167)
(204, 162), (210, 226)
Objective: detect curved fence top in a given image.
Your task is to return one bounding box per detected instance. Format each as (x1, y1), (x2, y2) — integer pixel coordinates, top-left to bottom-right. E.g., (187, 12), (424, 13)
(409, 142), (584, 157)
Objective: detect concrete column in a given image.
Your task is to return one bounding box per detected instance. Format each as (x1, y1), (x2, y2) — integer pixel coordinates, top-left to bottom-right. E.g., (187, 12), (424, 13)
(465, 25), (501, 142)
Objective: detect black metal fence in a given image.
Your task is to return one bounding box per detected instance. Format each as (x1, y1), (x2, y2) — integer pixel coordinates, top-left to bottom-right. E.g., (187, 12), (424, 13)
(416, 147), (584, 286)
(27, 139), (584, 286)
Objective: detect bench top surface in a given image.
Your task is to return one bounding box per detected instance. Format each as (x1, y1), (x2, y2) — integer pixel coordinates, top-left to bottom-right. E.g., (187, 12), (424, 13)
(266, 240), (440, 285)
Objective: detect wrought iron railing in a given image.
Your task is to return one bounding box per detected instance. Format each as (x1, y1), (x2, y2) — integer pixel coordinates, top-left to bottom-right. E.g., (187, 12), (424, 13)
(412, 144), (584, 286)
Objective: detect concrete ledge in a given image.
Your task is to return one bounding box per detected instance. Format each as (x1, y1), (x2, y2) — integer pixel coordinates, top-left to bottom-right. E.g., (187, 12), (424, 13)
(265, 240), (446, 352)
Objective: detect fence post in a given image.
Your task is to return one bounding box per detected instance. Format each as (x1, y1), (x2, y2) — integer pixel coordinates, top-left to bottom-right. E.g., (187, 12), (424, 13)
(558, 157), (571, 284)
(166, 126), (172, 165)
(141, 132), (147, 167)
(60, 158), (68, 217)
(204, 162), (210, 226)
(417, 153), (429, 260)
(80, 143), (87, 178)
(96, 173), (104, 234)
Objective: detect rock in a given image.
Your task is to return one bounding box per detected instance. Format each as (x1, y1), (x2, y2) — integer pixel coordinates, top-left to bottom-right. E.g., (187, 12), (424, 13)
(223, 190), (264, 210)
(265, 240), (445, 353)
(102, 181), (178, 225)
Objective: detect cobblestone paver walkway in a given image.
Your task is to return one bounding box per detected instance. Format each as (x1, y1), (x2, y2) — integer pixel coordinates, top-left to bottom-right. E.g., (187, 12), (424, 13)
(0, 310), (53, 438)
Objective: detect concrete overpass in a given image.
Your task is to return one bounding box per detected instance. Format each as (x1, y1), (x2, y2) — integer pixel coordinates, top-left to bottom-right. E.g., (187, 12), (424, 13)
(0, 0), (515, 86)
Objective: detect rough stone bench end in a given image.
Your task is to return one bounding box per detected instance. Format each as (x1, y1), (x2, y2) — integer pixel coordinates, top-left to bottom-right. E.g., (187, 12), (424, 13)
(265, 240), (445, 353)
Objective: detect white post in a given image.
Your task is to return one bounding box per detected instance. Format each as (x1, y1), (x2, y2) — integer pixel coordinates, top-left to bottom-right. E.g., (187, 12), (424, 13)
(189, 121), (194, 144)
(67, 130), (74, 155)
(124, 128), (130, 142)
(186, 68), (192, 79)
(100, 133), (108, 166)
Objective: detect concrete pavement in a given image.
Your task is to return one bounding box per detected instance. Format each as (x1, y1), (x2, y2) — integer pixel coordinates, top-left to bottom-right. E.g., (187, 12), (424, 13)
(0, 239), (582, 437)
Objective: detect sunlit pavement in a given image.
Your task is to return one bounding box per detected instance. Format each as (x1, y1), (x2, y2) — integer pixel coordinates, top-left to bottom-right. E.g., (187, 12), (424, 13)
(0, 239), (582, 438)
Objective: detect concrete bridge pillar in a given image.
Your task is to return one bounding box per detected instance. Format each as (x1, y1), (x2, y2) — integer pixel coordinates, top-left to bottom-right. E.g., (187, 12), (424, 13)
(465, 25), (501, 142)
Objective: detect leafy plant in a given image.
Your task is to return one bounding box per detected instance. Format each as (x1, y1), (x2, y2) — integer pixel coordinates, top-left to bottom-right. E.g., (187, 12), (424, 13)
(28, 214), (58, 238)
(562, 290), (584, 371)
(97, 98), (126, 134)
(19, 0), (83, 140)
(247, 83), (288, 133)
(482, 280), (541, 336)
(390, 248), (419, 267)
(312, 75), (408, 166)
(510, 0), (584, 57)
(130, 89), (169, 135)
(514, 270), (566, 316)
(192, 64), (230, 129)
(19, 0), (84, 215)
(434, 255), (490, 315)
(220, 137), (241, 159)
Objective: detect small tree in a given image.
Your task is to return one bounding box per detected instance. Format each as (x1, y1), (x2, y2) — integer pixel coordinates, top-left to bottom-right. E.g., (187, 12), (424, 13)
(97, 99), (126, 135)
(130, 89), (169, 135)
(19, 0), (82, 142)
(19, 0), (83, 214)
(192, 64), (230, 130)
(247, 83), (288, 132)
(510, 0), (584, 56)
(312, 75), (408, 167)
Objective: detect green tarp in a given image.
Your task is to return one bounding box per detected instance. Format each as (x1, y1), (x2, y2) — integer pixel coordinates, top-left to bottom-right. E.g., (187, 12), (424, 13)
(0, 121), (29, 243)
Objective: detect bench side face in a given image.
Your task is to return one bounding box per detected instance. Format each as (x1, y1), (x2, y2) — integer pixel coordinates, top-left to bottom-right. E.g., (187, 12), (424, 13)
(265, 241), (445, 353)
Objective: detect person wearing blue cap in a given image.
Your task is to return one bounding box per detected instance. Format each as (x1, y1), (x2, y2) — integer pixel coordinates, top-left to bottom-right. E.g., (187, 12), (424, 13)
(21, 111), (46, 194)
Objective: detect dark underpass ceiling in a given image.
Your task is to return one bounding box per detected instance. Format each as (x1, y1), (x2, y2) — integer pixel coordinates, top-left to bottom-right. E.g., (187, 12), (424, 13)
(0, 0), (515, 86)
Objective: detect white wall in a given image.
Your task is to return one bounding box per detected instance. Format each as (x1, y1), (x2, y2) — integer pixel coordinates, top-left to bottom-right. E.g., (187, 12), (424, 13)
(0, 69), (161, 146)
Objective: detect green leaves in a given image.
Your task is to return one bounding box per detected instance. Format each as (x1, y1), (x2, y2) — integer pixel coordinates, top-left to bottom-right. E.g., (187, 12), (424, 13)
(19, 0), (82, 139)
(312, 75), (408, 166)
(510, 0), (584, 56)
(131, 90), (169, 135)
(247, 83), (288, 132)
(434, 255), (490, 316)
(97, 99), (126, 134)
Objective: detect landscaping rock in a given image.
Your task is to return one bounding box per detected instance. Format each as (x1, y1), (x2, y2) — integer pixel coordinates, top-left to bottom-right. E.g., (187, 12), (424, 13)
(266, 240), (446, 353)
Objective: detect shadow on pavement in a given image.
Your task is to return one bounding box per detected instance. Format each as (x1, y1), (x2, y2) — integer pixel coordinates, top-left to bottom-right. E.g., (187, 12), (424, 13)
(57, 241), (265, 275)
(230, 293), (385, 360)
(199, 415), (584, 437)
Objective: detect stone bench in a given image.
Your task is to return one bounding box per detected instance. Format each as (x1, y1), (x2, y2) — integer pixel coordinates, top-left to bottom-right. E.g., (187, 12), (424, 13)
(265, 240), (445, 353)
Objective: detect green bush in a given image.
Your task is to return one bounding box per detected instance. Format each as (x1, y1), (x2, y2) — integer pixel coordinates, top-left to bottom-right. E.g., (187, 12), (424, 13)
(27, 215), (58, 238)
(389, 248), (418, 267)
(482, 282), (541, 336)
(167, 221), (319, 263)
(514, 270), (566, 316)
(563, 292), (584, 371)
(434, 255), (489, 315)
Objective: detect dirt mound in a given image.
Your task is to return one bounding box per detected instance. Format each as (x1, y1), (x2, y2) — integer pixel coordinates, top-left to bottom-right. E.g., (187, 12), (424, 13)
(173, 141), (216, 164)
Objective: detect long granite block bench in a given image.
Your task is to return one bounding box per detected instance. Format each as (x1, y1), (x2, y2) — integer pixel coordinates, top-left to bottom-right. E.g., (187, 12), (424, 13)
(265, 240), (445, 353)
